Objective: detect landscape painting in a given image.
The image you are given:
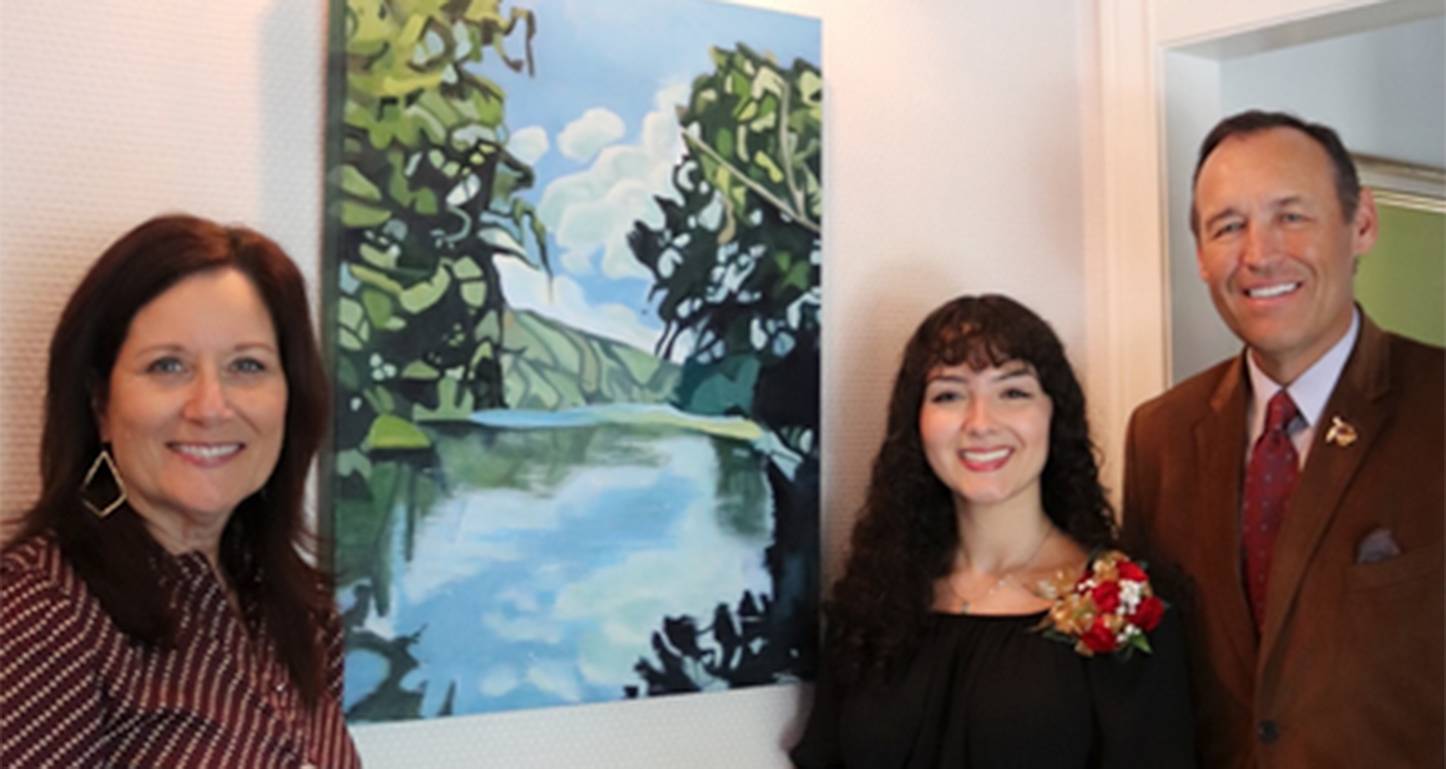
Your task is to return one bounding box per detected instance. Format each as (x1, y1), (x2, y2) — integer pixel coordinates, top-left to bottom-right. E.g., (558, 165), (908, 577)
(323, 0), (821, 719)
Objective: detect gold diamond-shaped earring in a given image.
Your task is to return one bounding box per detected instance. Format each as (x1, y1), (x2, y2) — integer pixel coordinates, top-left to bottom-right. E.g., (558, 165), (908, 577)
(80, 447), (127, 518)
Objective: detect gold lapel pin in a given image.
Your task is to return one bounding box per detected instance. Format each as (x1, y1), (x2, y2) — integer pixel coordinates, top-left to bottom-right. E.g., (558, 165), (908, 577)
(1325, 415), (1357, 447)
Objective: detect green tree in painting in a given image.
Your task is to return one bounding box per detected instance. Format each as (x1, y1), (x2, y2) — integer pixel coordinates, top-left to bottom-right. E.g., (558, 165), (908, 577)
(333, 0), (545, 466)
(628, 45), (822, 461)
(329, 0), (545, 597)
(628, 45), (822, 692)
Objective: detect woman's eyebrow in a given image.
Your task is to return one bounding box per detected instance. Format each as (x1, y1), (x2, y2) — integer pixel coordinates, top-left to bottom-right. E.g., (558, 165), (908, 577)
(991, 364), (1034, 382)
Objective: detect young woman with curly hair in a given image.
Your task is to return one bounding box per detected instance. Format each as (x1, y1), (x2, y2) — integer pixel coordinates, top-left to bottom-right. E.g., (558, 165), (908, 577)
(791, 295), (1195, 769)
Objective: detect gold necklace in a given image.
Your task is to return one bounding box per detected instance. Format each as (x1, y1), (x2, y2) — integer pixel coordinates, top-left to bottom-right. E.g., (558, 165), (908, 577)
(946, 525), (1053, 613)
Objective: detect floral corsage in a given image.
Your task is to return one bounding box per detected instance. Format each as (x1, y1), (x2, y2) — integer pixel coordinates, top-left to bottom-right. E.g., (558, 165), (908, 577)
(1035, 549), (1165, 658)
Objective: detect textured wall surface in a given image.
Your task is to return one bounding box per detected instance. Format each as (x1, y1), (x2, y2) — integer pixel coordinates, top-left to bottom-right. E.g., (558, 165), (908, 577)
(0, 1), (326, 536)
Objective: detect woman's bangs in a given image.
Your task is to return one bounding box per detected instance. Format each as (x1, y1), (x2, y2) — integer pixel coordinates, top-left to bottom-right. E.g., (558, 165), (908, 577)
(927, 322), (1017, 373)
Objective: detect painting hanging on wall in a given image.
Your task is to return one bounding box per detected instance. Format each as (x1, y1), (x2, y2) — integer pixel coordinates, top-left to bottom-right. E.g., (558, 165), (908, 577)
(322, 0), (821, 720)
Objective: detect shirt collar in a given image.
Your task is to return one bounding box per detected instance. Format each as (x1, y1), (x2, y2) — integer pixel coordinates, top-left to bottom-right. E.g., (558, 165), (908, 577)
(1246, 307), (1359, 430)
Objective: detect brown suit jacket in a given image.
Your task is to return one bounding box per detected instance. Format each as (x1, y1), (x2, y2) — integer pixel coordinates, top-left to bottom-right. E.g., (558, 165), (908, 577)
(1122, 314), (1444, 769)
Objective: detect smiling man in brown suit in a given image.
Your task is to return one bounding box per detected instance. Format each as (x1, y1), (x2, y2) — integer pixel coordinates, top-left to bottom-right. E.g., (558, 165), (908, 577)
(1122, 110), (1444, 769)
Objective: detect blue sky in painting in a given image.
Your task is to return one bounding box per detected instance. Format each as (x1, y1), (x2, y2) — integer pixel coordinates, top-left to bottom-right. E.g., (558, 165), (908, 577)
(477, 0), (820, 358)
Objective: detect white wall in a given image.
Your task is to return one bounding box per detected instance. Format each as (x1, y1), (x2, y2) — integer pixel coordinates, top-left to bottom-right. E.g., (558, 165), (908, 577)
(0, 1), (327, 532)
(1222, 15), (1445, 169)
(1162, 52), (1227, 385)
(0, 0), (1092, 766)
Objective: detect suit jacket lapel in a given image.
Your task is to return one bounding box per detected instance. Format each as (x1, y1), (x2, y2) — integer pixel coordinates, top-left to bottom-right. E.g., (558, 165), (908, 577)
(1194, 354), (1258, 696)
(1258, 314), (1393, 661)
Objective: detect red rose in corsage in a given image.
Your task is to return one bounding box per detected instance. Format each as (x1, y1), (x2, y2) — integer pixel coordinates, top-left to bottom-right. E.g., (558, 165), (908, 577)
(1036, 549), (1165, 658)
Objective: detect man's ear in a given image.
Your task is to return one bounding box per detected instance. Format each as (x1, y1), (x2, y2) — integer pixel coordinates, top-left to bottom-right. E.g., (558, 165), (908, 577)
(1351, 186), (1380, 256)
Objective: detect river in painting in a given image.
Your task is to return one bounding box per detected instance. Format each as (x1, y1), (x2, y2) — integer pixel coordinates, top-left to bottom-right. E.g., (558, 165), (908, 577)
(336, 405), (775, 719)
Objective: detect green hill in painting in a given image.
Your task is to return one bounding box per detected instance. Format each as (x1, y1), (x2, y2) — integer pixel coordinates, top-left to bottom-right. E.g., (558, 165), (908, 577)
(501, 309), (679, 410)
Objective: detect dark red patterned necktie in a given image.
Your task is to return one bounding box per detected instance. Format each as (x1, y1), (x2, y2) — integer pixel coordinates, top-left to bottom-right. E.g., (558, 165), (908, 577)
(1242, 389), (1300, 629)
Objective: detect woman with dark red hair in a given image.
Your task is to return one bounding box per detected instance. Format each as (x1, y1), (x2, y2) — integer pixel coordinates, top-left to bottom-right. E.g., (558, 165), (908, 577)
(1, 214), (359, 768)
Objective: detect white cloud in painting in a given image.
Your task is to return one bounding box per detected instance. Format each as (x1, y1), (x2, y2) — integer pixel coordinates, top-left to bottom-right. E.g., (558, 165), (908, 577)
(395, 455), (689, 612)
(480, 665), (521, 697)
(496, 586), (542, 613)
(527, 660), (584, 703)
(550, 436), (773, 690)
(394, 486), (564, 605)
(495, 254), (665, 356)
(558, 107), (625, 162)
(538, 83), (690, 280)
(508, 125), (549, 165)
(483, 610), (564, 644)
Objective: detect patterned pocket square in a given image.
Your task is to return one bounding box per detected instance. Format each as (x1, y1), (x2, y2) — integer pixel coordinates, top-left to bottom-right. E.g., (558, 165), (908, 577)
(1355, 527), (1403, 564)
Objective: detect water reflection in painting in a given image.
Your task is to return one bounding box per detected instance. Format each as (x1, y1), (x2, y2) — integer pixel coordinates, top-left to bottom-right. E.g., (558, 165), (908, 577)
(339, 412), (778, 717)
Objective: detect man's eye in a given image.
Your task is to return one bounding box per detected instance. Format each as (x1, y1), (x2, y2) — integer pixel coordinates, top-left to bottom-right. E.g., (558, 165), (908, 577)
(1212, 221), (1243, 238)
(145, 357), (185, 374)
(1280, 212), (1307, 223)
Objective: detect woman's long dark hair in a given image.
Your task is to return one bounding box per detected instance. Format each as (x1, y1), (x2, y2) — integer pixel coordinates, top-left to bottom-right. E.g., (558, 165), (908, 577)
(17, 214), (332, 706)
(825, 294), (1116, 688)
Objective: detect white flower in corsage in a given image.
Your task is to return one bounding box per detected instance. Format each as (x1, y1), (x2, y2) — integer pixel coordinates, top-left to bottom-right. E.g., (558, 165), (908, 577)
(1035, 549), (1166, 657)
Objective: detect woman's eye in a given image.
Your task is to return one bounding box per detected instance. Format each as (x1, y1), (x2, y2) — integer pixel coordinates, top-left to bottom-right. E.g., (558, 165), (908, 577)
(1002, 387), (1033, 400)
(145, 357), (185, 375)
(928, 390), (962, 404)
(232, 357), (268, 374)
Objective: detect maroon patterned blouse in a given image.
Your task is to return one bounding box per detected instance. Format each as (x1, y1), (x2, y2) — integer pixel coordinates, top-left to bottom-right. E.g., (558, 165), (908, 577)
(0, 535), (361, 768)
